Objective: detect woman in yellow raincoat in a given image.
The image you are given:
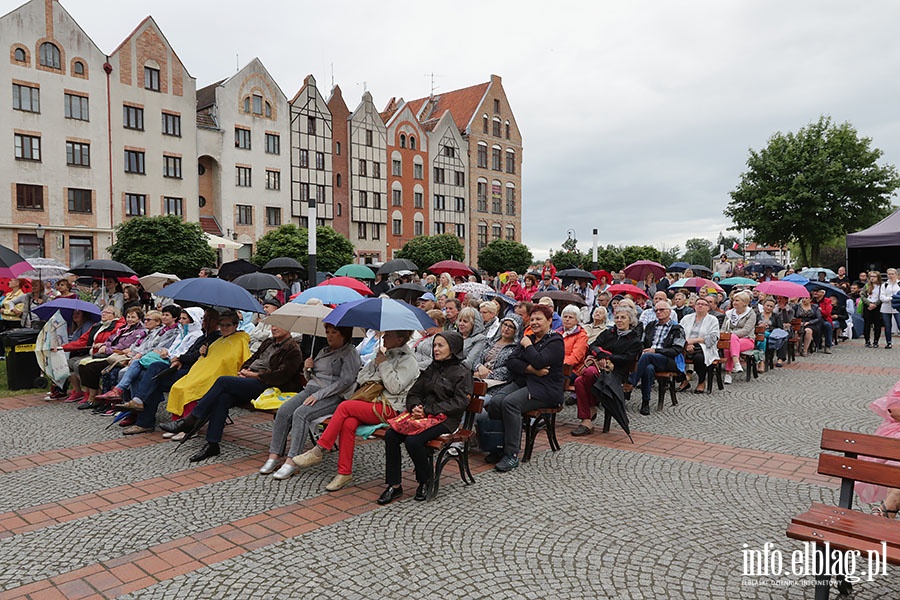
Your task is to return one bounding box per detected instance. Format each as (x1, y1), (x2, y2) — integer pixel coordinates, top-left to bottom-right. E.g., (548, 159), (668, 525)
(166, 310), (250, 417)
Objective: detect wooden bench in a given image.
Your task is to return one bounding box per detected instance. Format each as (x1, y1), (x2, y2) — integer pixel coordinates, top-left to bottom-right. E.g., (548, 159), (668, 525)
(707, 331), (730, 392)
(789, 317), (802, 359)
(786, 429), (900, 599)
(738, 324), (767, 381)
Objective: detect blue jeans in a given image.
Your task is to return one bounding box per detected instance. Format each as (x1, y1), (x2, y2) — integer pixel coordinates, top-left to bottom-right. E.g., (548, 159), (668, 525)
(190, 376), (268, 443)
(630, 353), (676, 403)
(822, 321), (833, 348)
(116, 361), (142, 389)
(883, 312), (900, 344)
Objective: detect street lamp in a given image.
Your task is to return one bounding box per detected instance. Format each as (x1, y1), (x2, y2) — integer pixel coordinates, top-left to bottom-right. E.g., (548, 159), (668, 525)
(307, 200), (317, 287)
(35, 224), (45, 258)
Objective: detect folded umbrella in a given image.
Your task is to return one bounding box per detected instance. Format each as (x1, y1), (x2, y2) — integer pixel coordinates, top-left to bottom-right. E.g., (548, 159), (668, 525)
(325, 298), (436, 331)
(35, 311), (70, 387)
(158, 278), (264, 313)
(483, 290), (516, 306)
(591, 371), (634, 443)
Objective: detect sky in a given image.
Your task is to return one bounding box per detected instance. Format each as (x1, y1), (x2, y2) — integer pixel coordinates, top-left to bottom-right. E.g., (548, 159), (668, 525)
(8, 0), (900, 260)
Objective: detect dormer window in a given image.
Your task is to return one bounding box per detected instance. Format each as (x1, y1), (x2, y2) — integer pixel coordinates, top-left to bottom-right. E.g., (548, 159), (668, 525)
(144, 65), (160, 91)
(253, 94), (262, 115)
(399, 134), (406, 148)
(39, 42), (60, 69)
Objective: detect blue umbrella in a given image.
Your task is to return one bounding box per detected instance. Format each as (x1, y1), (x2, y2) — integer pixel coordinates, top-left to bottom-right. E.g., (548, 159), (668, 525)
(324, 298), (436, 331)
(667, 262), (691, 272)
(159, 278), (263, 313)
(805, 280), (848, 300)
(33, 298), (101, 322)
(484, 290), (516, 306)
(292, 286), (363, 305)
(782, 273), (809, 284)
(799, 267), (837, 281)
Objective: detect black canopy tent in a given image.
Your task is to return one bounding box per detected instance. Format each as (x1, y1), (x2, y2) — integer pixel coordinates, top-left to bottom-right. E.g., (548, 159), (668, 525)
(847, 208), (900, 275)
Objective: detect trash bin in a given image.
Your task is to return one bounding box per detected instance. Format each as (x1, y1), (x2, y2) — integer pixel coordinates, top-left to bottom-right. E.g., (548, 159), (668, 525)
(2, 328), (45, 390)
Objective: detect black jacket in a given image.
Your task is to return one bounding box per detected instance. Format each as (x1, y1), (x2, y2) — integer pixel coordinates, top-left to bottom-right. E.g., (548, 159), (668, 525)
(591, 328), (642, 384)
(405, 331), (473, 431)
(507, 330), (565, 405)
(243, 336), (304, 389)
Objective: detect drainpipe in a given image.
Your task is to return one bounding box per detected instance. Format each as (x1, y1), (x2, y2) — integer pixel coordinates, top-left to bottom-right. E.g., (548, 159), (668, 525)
(104, 58), (114, 249)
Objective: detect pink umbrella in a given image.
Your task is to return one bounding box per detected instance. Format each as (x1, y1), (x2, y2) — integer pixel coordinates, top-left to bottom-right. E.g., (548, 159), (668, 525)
(756, 280), (810, 299)
(317, 276), (373, 296)
(623, 260), (666, 282)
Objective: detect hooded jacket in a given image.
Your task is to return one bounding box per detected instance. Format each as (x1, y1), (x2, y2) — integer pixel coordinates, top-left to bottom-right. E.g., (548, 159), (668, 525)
(166, 307), (205, 359)
(474, 314), (522, 383)
(460, 311), (488, 370)
(405, 331), (473, 431)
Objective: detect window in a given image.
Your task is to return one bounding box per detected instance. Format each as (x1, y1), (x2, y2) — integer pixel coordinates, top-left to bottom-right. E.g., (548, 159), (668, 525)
(434, 194), (446, 210)
(336, 173), (342, 187)
(125, 193), (146, 216)
(492, 184), (502, 214)
(14, 48), (26, 62)
(68, 188), (92, 213)
(392, 159), (401, 176)
(506, 187), (517, 215)
(299, 149), (309, 168)
(455, 197), (465, 212)
(243, 97), (250, 113)
(162, 113), (181, 136)
(163, 155), (182, 179)
(316, 184), (325, 203)
(392, 219), (402, 236)
(477, 181), (488, 212)
(18, 233), (40, 259)
(492, 225), (501, 241)
(456, 223), (466, 238)
(373, 192), (381, 209)
(123, 105), (144, 130)
(494, 99), (500, 114)
(414, 220), (423, 236)
(315, 152), (325, 170)
(506, 226), (516, 241)
(299, 183), (310, 202)
(64, 93), (89, 120)
(492, 118), (501, 137)
(414, 192), (423, 208)
(482, 115), (488, 134)
(414, 163), (424, 180)
(39, 42), (60, 69)
(433, 167), (444, 184)
(265, 170), (280, 190)
(266, 207), (281, 226)
(66, 141), (90, 166)
(506, 150), (516, 174)
(477, 143), (487, 168)
(455, 171), (465, 186)
(505, 121), (510, 139)
(373, 162), (381, 179)
(307, 116), (316, 135)
(337, 202), (342, 216)
(410, 136), (417, 150)
(14, 134), (40, 161)
(443, 146), (455, 158)
(372, 223), (380, 240)
(236, 166), (251, 187)
(252, 94), (263, 115)
(73, 60), (84, 75)
(399, 134), (406, 148)
(16, 184), (43, 210)
(69, 236), (93, 265)
(492, 147), (501, 170)
(236, 204), (252, 225)
(164, 196), (183, 216)
(358, 222), (367, 239)
(235, 127), (251, 149)
(144, 66), (160, 91)
(435, 222), (446, 234)
(124, 150), (145, 174)
(478, 224), (487, 249)
(265, 102), (272, 118)
(265, 133), (280, 154)
(392, 189), (401, 206)
(358, 159), (367, 177)
(359, 191), (368, 208)
(13, 83), (40, 113)
(365, 129), (373, 146)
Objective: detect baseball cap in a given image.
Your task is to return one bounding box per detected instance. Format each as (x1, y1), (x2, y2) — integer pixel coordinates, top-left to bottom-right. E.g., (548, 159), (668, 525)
(417, 292), (436, 301)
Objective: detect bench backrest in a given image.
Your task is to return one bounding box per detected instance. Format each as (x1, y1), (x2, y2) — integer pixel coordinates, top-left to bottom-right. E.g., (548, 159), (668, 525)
(457, 380), (488, 434)
(818, 428), (900, 509)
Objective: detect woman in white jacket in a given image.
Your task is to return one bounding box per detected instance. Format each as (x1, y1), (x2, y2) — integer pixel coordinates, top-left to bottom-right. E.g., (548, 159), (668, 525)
(880, 268), (900, 349)
(286, 330), (420, 492)
(678, 297), (720, 394)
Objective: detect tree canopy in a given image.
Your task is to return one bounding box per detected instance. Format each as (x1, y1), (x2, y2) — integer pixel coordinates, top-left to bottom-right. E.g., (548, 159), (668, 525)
(681, 238), (714, 267)
(477, 239), (533, 275)
(108, 216), (216, 278)
(395, 234), (466, 272)
(252, 225), (354, 274)
(725, 116), (900, 266)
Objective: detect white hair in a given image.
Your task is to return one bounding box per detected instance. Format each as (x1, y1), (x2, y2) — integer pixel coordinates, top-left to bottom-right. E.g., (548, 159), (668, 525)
(561, 304), (581, 318)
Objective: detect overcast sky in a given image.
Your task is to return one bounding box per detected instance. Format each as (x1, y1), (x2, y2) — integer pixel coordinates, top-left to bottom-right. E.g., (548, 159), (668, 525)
(10, 0), (900, 260)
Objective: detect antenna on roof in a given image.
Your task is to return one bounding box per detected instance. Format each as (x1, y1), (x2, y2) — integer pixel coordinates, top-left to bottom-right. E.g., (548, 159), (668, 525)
(425, 73), (440, 98)
(235, 53), (239, 73)
(331, 63), (334, 88)
(358, 81), (367, 92)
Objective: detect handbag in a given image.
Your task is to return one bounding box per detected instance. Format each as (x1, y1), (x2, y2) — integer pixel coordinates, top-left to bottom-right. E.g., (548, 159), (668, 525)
(349, 381), (391, 422)
(139, 352), (169, 367)
(387, 411), (447, 436)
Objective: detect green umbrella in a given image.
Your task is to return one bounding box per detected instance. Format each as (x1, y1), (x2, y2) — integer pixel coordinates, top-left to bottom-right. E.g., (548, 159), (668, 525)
(718, 277), (758, 287)
(334, 264), (376, 279)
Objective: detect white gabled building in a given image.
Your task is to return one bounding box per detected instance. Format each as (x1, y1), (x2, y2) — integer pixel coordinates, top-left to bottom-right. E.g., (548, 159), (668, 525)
(348, 91), (388, 262)
(423, 110), (469, 245)
(289, 75), (333, 229)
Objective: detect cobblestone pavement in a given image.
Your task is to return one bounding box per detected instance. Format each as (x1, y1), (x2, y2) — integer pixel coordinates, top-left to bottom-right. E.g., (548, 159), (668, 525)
(0, 339), (897, 599)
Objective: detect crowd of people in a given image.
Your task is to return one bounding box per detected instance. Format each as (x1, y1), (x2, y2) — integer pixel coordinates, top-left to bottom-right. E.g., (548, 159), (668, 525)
(2, 257), (896, 513)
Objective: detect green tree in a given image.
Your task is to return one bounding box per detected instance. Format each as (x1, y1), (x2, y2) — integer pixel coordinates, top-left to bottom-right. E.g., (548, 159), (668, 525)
(620, 245), (661, 266)
(252, 225), (354, 274)
(108, 215), (216, 279)
(596, 246), (625, 272)
(477, 239), (533, 275)
(550, 236), (589, 270)
(682, 238), (714, 267)
(726, 116), (900, 265)
(395, 234), (466, 272)
(659, 246), (681, 268)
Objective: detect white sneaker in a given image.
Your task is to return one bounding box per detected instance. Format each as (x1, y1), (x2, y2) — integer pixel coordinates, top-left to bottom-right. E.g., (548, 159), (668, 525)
(733, 363), (743, 373)
(724, 374), (733, 385)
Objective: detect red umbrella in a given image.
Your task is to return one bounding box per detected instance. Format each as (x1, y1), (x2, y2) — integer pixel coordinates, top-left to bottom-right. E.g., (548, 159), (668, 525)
(756, 280), (810, 299)
(607, 283), (648, 300)
(119, 275), (140, 285)
(591, 270), (613, 283)
(624, 260), (666, 282)
(428, 260), (475, 279)
(318, 276), (373, 296)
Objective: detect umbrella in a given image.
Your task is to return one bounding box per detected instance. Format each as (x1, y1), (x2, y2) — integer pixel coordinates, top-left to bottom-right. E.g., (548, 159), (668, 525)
(756, 280), (810, 299)
(670, 277), (724, 294)
(325, 297), (436, 331)
(591, 269), (613, 282)
(262, 257), (306, 274)
(334, 264), (376, 279)
(591, 370), (634, 443)
(139, 272), (181, 294)
(451, 282), (494, 296)
(0, 244), (33, 279)
(376, 258), (418, 275)
(232, 272), (289, 293)
(33, 298), (101, 322)
(35, 311), (70, 386)
(531, 290), (587, 307)
(689, 264), (713, 276)
(607, 283), (649, 300)
(21, 257), (69, 281)
(264, 303), (332, 336)
(623, 260), (666, 282)
(318, 276), (374, 296)
(799, 268), (838, 281)
(556, 268), (597, 284)
(782, 273), (809, 284)
(428, 260), (475, 279)
(217, 259), (259, 280)
(484, 290), (516, 306)
(805, 280), (848, 300)
(158, 278), (263, 313)
(667, 262), (691, 273)
(386, 282), (429, 304)
(292, 285), (364, 305)
(746, 261), (785, 274)
(69, 259), (136, 279)
(718, 277), (758, 289)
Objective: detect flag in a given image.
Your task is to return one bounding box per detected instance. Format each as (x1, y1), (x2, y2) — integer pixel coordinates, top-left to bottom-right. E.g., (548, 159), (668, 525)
(732, 241), (740, 251)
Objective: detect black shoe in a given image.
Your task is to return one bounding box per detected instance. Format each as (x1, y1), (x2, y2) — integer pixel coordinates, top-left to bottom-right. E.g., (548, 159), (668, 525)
(571, 424), (593, 436)
(376, 486), (402, 505)
(887, 343), (893, 349)
(189, 442), (220, 462)
(159, 414), (199, 434)
(414, 482), (430, 501)
(77, 401), (101, 411)
(564, 396), (577, 406)
(865, 342), (871, 348)
(484, 451), (503, 464)
(639, 401), (650, 416)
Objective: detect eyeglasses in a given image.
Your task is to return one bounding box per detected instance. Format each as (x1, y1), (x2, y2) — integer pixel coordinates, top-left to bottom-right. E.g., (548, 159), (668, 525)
(655, 308), (670, 313)
(143, 318), (156, 322)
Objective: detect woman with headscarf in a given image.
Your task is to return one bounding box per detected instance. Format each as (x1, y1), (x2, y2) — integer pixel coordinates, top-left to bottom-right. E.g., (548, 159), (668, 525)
(456, 307), (487, 370)
(412, 310), (445, 371)
(473, 314), (523, 387)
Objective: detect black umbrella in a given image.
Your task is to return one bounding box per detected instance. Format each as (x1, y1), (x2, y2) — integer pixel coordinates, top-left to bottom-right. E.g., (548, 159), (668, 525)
(261, 257), (306, 275)
(668, 262), (691, 272)
(805, 280), (848, 301)
(232, 272), (289, 292)
(591, 371), (634, 443)
(556, 268), (597, 284)
(386, 282), (428, 304)
(217, 259), (259, 281)
(69, 259), (136, 278)
(745, 261), (785, 274)
(376, 259), (418, 275)
(689, 264), (713, 276)
(531, 290), (586, 307)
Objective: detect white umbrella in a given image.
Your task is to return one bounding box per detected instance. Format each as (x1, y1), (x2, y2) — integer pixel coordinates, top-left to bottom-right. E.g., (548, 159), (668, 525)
(21, 258), (69, 280)
(451, 282), (494, 296)
(264, 303), (363, 355)
(139, 272), (181, 293)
